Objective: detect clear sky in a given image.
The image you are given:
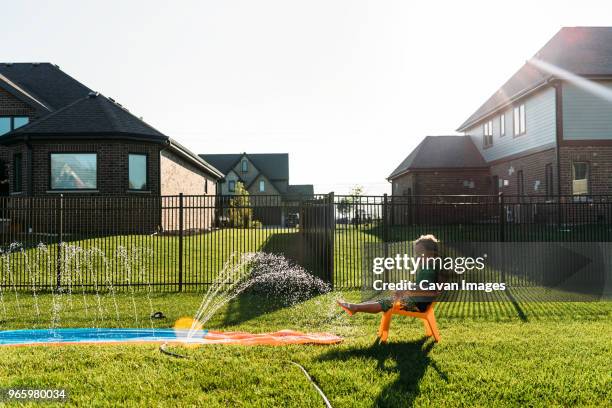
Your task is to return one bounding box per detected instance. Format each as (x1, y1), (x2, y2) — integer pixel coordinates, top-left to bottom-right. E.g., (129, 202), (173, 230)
(2, 1), (610, 194)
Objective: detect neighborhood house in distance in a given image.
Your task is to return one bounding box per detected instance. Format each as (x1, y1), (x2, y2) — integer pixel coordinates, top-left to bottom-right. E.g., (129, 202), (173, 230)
(201, 153), (314, 226)
(390, 27), (612, 205)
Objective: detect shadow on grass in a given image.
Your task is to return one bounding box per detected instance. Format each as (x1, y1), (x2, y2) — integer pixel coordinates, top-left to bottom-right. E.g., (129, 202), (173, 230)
(318, 338), (446, 407)
(220, 293), (293, 327)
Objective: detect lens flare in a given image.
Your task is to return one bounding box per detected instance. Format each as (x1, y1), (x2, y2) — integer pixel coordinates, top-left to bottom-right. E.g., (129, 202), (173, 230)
(174, 317), (203, 331)
(528, 58), (612, 102)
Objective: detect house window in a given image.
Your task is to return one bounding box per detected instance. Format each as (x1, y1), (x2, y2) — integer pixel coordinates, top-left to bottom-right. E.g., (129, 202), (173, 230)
(0, 117), (29, 136)
(572, 162), (589, 195)
(0, 118), (11, 135)
(483, 120), (493, 147)
(228, 180), (236, 192)
(50, 153), (97, 190)
(241, 160), (248, 173)
(492, 175), (499, 195)
(517, 170), (524, 196)
(128, 153), (147, 190)
(13, 153), (22, 193)
(500, 114), (505, 136)
(513, 104), (526, 136)
(13, 117), (29, 129)
(545, 164), (554, 197)
(259, 180), (265, 192)
(204, 180), (208, 194)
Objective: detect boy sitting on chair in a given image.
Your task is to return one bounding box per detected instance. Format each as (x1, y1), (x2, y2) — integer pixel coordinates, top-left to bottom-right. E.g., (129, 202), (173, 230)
(338, 234), (442, 315)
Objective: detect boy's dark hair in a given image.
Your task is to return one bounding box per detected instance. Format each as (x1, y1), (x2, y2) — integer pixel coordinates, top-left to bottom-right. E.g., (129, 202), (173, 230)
(414, 234), (439, 255)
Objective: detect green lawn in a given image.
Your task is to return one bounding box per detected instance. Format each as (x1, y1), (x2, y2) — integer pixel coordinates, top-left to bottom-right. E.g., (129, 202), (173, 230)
(0, 292), (610, 407)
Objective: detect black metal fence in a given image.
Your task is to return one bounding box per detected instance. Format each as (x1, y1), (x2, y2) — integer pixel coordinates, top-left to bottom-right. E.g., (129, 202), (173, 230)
(0, 193), (610, 291)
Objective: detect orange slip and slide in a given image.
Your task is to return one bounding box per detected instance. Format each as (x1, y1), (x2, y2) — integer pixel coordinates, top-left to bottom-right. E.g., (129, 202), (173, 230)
(198, 330), (342, 345)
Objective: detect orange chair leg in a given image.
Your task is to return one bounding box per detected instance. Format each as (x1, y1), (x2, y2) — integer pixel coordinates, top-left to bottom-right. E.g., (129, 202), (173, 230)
(426, 314), (441, 343)
(378, 311), (393, 343)
(422, 318), (433, 337)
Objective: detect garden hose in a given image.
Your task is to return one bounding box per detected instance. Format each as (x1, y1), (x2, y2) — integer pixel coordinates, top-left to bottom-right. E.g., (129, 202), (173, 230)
(158, 344), (333, 407)
(288, 361), (333, 408)
(159, 342), (189, 359)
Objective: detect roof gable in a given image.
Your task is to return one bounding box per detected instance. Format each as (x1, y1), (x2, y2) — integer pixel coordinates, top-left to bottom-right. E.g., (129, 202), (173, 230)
(388, 136), (486, 179)
(458, 27), (612, 131)
(200, 153), (289, 181)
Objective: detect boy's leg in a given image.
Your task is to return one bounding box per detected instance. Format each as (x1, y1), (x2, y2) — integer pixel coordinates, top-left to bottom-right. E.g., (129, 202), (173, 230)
(337, 300), (384, 315)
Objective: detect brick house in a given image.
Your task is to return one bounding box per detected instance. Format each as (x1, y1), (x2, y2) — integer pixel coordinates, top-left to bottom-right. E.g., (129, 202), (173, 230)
(390, 27), (612, 203)
(200, 153), (314, 226)
(0, 63), (223, 233)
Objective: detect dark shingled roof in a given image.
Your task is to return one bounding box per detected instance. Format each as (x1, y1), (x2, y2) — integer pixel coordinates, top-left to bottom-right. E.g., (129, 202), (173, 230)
(388, 136), (486, 179)
(8, 92), (166, 140)
(200, 153), (289, 181)
(0, 63), (92, 111)
(0, 63), (223, 179)
(458, 27), (612, 131)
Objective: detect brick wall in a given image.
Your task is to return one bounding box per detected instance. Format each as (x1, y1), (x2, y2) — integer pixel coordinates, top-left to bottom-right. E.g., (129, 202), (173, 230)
(490, 148), (557, 196)
(160, 149), (217, 232)
(412, 169), (491, 196)
(390, 169), (492, 225)
(0, 88), (37, 117)
(391, 173), (415, 196)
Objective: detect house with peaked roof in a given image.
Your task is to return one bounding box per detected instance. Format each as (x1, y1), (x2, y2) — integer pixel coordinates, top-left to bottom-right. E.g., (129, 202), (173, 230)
(0, 63), (223, 198)
(200, 153), (314, 225)
(388, 136), (490, 196)
(390, 27), (612, 201)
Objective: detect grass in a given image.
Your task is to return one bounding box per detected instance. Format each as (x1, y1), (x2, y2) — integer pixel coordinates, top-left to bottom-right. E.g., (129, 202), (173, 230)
(0, 292), (610, 407)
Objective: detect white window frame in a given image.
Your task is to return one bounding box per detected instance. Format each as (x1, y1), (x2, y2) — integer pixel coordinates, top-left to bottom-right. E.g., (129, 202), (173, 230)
(241, 159), (248, 173)
(483, 120), (493, 148)
(500, 113), (505, 136)
(572, 162), (589, 196)
(514, 104), (526, 136)
(259, 180), (265, 192)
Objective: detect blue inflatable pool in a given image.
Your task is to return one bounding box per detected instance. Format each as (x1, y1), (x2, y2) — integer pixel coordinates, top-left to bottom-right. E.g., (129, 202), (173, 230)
(0, 328), (207, 346)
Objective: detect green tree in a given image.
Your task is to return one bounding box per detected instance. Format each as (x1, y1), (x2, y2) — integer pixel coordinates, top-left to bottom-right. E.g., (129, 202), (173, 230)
(229, 182), (252, 227)
(337, 185), (364, 220)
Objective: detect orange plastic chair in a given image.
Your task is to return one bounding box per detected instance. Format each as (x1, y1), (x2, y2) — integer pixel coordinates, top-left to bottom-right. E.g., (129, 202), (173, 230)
(377, 301), (440, 343)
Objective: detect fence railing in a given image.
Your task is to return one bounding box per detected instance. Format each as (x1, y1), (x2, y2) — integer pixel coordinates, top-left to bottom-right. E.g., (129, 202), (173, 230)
(0, 193), (610, 291)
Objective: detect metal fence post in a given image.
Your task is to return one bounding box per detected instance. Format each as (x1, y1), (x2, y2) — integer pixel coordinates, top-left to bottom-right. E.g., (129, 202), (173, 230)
(178, 193), (184, 292)
(498, 192), (506, 284)
(328, 192), (335, 288)
(499, 192), (505, 242)
(56, 194), (64, 290)
(383, 193), (389, 254)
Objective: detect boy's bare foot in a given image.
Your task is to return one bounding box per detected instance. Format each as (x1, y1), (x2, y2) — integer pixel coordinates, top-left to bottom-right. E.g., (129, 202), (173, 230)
(337, 300), (355, 316)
